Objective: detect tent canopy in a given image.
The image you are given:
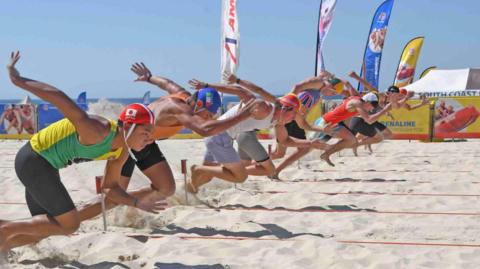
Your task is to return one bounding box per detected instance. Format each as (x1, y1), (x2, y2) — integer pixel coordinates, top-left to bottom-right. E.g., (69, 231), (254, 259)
(404, 68), (480, 97)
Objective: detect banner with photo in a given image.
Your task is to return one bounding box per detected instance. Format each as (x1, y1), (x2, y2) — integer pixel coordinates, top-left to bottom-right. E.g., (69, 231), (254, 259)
(315, 0), (337, 74)
(358, 0), (395, 92)
(0, 103), (37, 139)
(378, 100), (432, 140)
(393, 36), (424, 88)
(38, 92), (88, 131)
(433, 97), (480, 138)
(419, 65), (436, 79)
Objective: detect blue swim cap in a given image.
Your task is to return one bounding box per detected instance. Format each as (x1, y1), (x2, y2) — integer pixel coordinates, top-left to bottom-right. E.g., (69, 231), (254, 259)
(195, 87), (222, 114)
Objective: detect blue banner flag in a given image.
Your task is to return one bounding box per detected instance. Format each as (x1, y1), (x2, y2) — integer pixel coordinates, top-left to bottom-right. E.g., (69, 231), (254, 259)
(358, 0), (394, 92)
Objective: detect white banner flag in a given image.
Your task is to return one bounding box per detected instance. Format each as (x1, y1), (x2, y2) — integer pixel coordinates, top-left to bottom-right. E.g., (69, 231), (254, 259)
(221, 0), (240, 81)
(316, 0), (337, 74)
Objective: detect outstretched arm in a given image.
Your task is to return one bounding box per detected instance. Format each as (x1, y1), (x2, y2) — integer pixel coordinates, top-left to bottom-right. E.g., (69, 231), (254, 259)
(403, 96), (429, 111)
(292, 76), (323, 94)
(344, 81), (360, 97)
(295, 114), (334, 134)
(188, 79), (255, 103)
(131, 62), (186, 95)
(291, 73), (332, 94)
(224, 73), (277, 103)
(354, 101), (392, 124)
(349, 71), (378, 93)
(275, 124), (325, 149)
(7, 51), (105, 142)
(176, 99), (258, 137)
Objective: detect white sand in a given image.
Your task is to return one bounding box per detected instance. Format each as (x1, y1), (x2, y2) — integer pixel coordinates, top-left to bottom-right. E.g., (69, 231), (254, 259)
(0, 139), (479, 268)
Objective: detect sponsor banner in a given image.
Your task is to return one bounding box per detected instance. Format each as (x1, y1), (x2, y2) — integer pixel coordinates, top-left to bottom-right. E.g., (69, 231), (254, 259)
(378, 100), (431, 139)
(433, 97), (480, 138)
(221, 0), (240, 79)
(394, 37), (424, 88)
(37, 103), (64, 131)
(315, 0), (337, 74)
(358, 0), (395, 92)
(306, 101), (323, 124)
(37, 103), (88, 131)
(421, 90), (480, 98)
(170, 129), (271, 140)
(0, 103), (37, 139)
(171, 129), (203, 139)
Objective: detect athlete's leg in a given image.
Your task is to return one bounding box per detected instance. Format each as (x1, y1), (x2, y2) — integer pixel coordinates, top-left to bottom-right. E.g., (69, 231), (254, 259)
(237, 131), (275, 177)
(273, 147), (311, 179)
(270, 142), (286, 160)
(3, 143), (82, 250)
(320, 127), (356, 166)
(189, 162), (247, 193)
(1, 210), (80, 250)
(188, 133), (246, 193)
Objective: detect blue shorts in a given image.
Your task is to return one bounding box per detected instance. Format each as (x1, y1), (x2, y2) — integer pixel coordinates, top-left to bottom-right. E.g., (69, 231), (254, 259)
(204, 132), (241, 164)
(307, 118), (350, 142)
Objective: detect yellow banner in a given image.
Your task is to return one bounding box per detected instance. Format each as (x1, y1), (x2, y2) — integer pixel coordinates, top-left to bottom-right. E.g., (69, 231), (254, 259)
(419, 65), (436, 79)
(433, 97), (480, 138)
(378, 100), (432, 139)
(394, 37), (424, 88)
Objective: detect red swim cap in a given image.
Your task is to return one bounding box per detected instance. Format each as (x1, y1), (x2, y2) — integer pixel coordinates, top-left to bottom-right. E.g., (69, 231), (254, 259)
(278, 93), (301, 112)
(119, 103), (155, 125)
(400, 88), (408, 95)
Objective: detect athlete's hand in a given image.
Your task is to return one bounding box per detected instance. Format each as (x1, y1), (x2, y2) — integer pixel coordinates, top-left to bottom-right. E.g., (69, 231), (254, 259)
(323, 122), (335, 135)
(387, 112), (395, 120)
(311, 140), (327, 150)
(135, 198), (168, 214)
(188, 79), (207, 90)
(223, 72), (237, 84)
(238, 98), (257, 116)
(349, 71), (359, 78)
(7, 51), (21, 79)
(420, 95), (429, 105)
(131, 62), (152, 82)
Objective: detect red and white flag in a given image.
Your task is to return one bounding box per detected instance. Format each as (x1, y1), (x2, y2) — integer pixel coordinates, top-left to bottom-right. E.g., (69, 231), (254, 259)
(221, 0), (240, 81)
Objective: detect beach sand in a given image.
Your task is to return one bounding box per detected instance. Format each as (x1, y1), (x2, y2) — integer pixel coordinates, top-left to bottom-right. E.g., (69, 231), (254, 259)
(0, 139), (479, 268)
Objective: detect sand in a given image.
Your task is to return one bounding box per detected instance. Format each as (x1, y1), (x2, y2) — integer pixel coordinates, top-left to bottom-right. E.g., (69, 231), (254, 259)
(0, 138), (479, 269)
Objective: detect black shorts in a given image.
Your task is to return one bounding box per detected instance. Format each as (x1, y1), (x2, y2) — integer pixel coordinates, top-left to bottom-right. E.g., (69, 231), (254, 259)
(285, 120), (306, 139)
(15, 142), (75, 217)
(349, 117), (387, 137)
(121, 142), (167, 177)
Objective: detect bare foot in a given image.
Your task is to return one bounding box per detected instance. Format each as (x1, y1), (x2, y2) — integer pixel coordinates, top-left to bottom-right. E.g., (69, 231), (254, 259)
(268, 173), (282, 181)
(187, 165), (200, 194)
(320, 153), (335, 167)
(367, 144), (373, 154)
(352, 146), (358, 157)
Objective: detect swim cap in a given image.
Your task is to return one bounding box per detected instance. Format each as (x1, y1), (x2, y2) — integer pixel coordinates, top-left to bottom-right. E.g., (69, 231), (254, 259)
(278, 93), (301, 112)
(399, 88), (408, 95)
(362, 92), (378, 103)
(387, 85), (400, 93)
(328, 77), (345, 94)
(195, 87), (222, 114)
(298, 90), (320, 110)
(119, 103), (155, 125)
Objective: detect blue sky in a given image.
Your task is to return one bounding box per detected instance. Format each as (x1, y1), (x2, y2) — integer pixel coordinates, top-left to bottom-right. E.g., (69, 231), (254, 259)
(0, 0), (479, 99)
